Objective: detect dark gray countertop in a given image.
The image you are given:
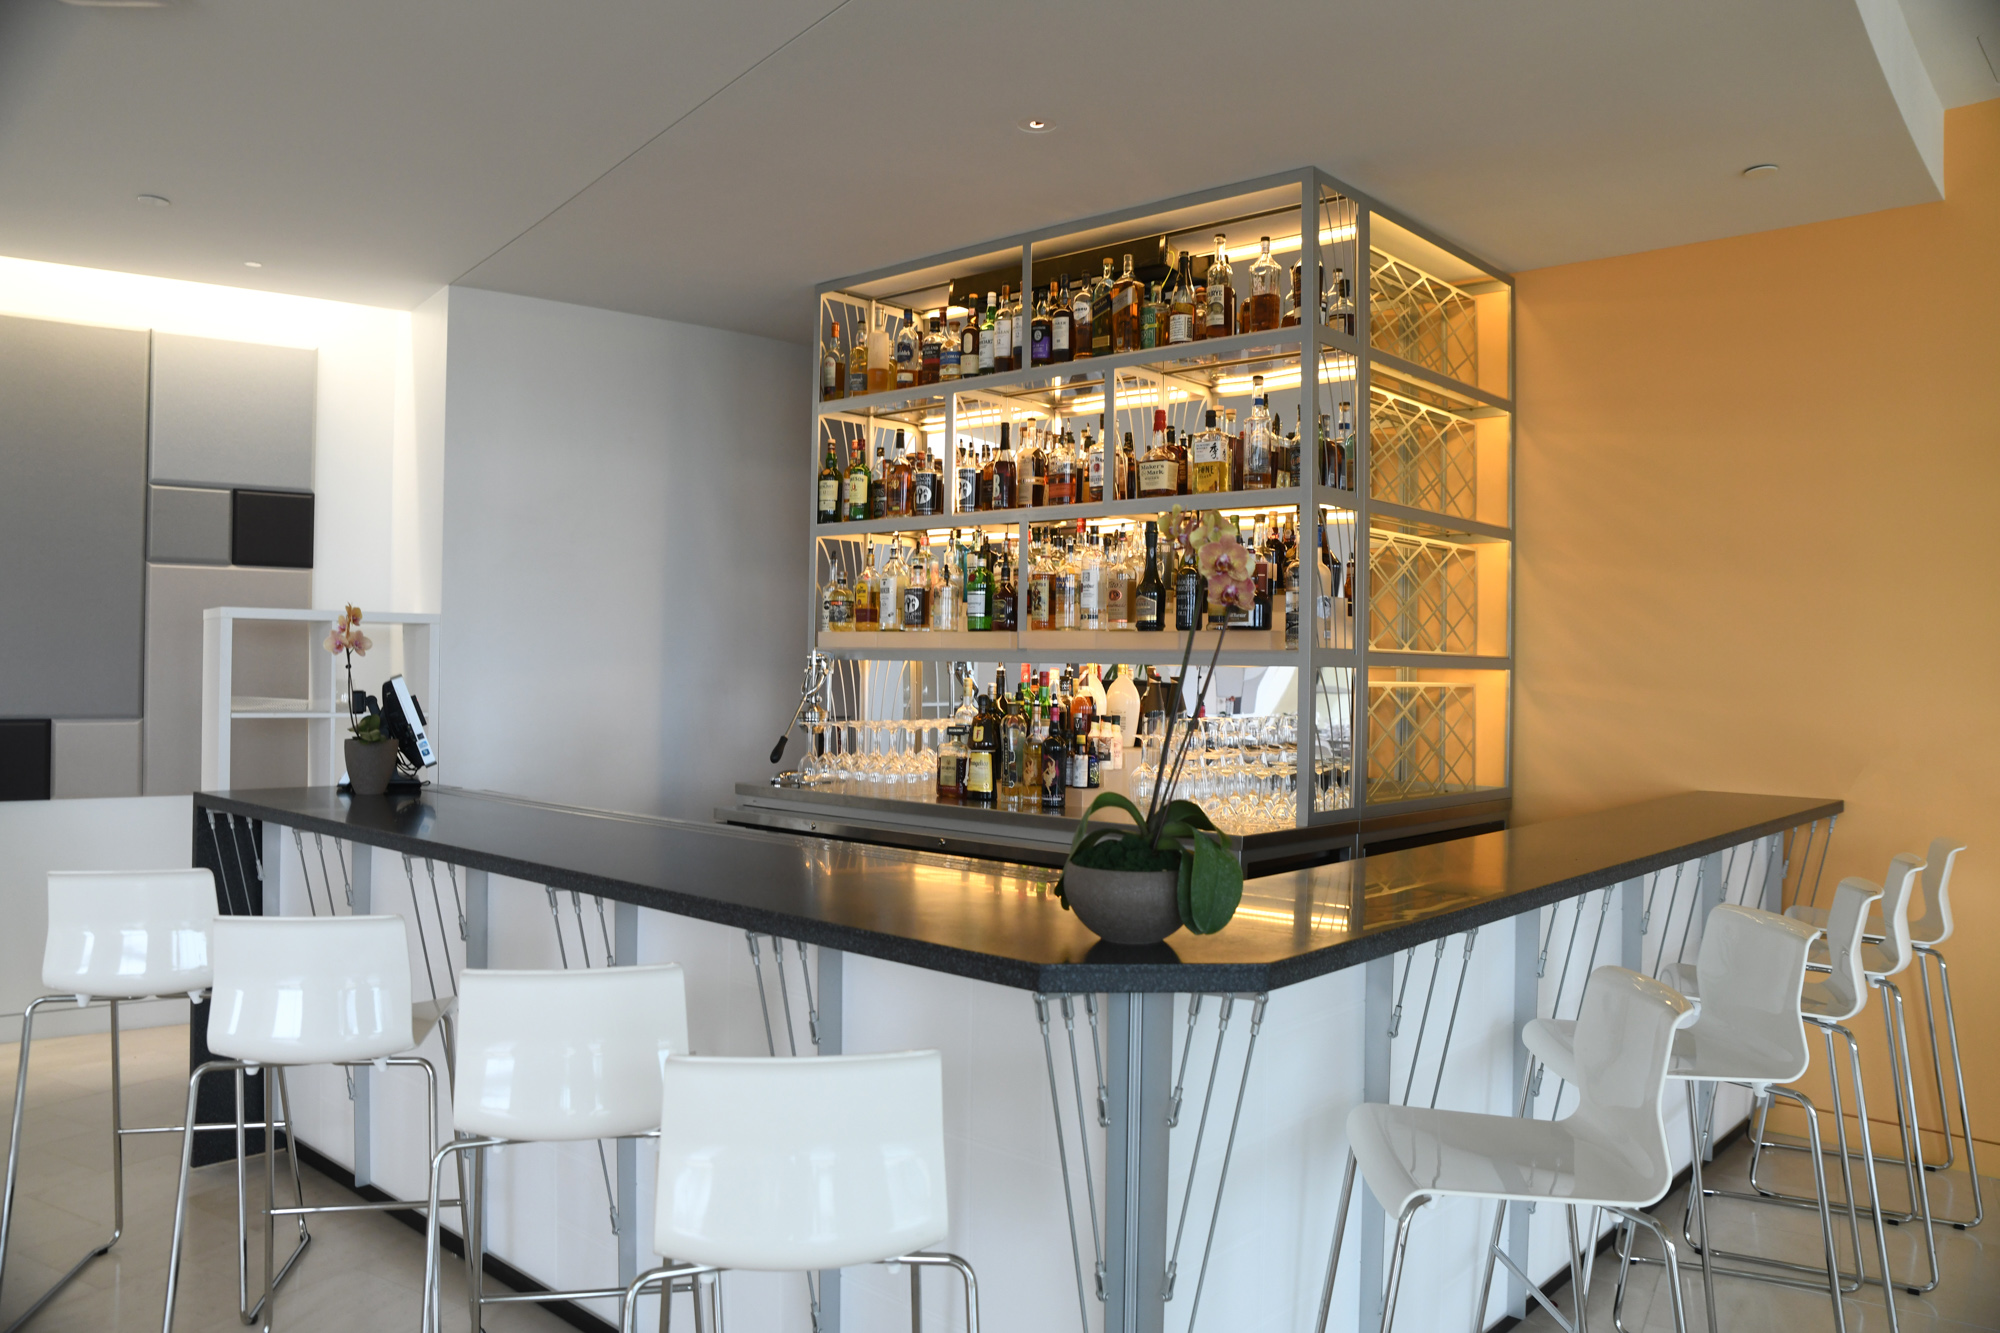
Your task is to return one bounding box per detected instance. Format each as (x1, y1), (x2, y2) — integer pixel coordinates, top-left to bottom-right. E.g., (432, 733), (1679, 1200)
(193, 786), (1839, 992)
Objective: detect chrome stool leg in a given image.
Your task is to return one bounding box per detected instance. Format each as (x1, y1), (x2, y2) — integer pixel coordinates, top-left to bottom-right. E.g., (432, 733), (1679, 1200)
(1913, 946), (1981, 1228)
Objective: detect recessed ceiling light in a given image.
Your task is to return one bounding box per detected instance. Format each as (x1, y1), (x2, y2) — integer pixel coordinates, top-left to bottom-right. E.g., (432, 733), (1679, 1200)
(244, 261), (262, 268)
(1741, 163), (1779, 177)
(136, 193), (170, 206)
(1018, 117), (1053, 133)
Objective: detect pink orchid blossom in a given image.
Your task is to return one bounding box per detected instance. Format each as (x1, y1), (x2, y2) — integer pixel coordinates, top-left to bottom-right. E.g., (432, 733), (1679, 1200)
(1198, 539), (1258, 612)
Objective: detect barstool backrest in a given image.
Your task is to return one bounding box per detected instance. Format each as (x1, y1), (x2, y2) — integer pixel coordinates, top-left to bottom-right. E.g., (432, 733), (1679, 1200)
(1908, 838), (1964, 947)
(652, 1050), (948, 1271)
(453, 965), (689, 1142)
(1817, 880), (1881, 1021)
(1568, 966), (1695, 1200)
(1687, 905), (1817, 1082)
(1870, 852), (1925, 977)
(208, 915), (414, 1066)
(43, 869), (217, 1000)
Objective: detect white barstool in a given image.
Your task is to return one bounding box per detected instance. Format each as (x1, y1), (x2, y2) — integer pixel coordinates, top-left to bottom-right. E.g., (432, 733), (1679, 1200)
(419, 965), (688, 1333)
(163, 914), (445, 1332)
(620, 1051), (980, 1333)
(1793, 839), (1976, 1229)
(1315, 966), (1697, 1333)
(0, 870), (218, 1329)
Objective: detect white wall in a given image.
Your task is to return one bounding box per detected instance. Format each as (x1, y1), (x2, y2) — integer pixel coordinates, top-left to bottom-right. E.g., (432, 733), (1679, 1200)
(437, 285), (806, 819)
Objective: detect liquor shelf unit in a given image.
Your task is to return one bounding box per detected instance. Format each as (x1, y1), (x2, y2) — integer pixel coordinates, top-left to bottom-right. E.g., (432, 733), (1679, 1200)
(788, 168), (1513, 859)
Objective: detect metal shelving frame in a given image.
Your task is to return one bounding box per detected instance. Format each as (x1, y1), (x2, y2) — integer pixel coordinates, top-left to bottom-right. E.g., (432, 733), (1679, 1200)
(808, 166), (1513, 841)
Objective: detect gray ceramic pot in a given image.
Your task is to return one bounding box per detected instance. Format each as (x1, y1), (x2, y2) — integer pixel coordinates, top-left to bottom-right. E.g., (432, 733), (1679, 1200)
(1062, 862), (1182, 946)
(344, 738), (398, 797)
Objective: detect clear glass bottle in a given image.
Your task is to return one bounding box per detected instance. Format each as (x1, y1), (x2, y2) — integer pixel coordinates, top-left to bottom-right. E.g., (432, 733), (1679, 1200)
(1045, 428), (1076, 505)
(1168, 252), (1197, 344)
(903, 539), (931, 630)
(1027, 536), (1053, 631)
(1106, 531), (1134, 630)
(1070, 275), (1094, 361)
(848, 316), (869, 395)
(827, 567), (854, 631)
(1051, 538), (1079, 631)
(1328, 267), (1355, 337)
(931, 535), (960, 631)
(1111, 254), (1143, 352)
(920, 314), (943, 384)
(1204, 236), (1234, 340)
(895, 309), (921, 388)
(1329, 400), (1353, 490)
(992, 286), (1014, 373)
(1077, 529), (1104, 631)
(980, 291), (1000, 373)
(1243, 375), (1274, 489)
(1248, 237), (1282, 332)
(867, 309), (892, 394)
(958, 297), (981, 380)
(878, 542), (907, 634)
(1090, 258), (1114, 356)
(940, 307), (963, 381)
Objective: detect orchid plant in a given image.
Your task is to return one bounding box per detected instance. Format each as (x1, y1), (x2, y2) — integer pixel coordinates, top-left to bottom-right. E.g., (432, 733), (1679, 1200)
(323, 605), (383, 743)
(1059, 507), (1253, 935)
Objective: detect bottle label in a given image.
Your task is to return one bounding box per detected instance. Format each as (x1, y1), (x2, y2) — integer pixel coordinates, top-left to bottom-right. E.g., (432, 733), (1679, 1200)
(1137, 590), (1160, 623)
(941, 345), (961, 376)
(1032, 328), (1051, 361)
(818, 479), (838, 514)
(895, 341), (914, 368)
(1052, 321), (1069, 352)
(912, 473), (936, 513)
(1113, 284), (1138, 313)
(822, 359), (838, 390)
(1169, 313), (1194, 343)
(957, 469), (976, 510)
(878, 577), (902, 625)
(845, 476), (868, 512)
(903, 588), (927, 628)
(937, 753), (959, 789)
(1190, 437), (1227, 464)
(965, 752), (993, 794)
(1138, 458), (1178, 494)
(980, 333), (996, 370)
(1069, 751), (1089, 787)
(1027, 579), (1049, 621)
(995, 316), (1011, 353)
(1079, 568), (1102, 626)
(1207, 296), (1227, 329)
(1087, 454), (1104, 489)
(828, 599), (852, 627)
(966, 586), (988, 620)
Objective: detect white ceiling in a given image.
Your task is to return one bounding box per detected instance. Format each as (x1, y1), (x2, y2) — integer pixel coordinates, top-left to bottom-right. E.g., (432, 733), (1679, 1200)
(0, 0), (1991, 343)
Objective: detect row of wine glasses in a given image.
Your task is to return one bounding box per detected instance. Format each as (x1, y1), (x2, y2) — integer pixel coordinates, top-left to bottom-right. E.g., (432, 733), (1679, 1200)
(798, 720), (943, 789)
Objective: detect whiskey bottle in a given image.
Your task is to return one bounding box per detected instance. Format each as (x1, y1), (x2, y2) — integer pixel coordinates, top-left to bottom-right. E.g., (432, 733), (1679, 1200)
(1204, 236), (1235, 340)
(1168, 252), (1197, 344)
(1139, 409), (1180, 499)
(999, 682), (1029, 802)
(1225, 407), (1242, 491)
(1010, 286), (1025, 369)
(879, 542), (907, 634)
(1051, 277), (1074, 363)
(1248, 237), (1282, 332)
(895, 310), (920, 389)
(845, 437), (871, 521)
(888, 430), (913, 516)
(1120, 431), (1138, 500)
(935, 725), (966, 801)
(1084, 419), (1105, 502)
(1190, 409), (1228, 494)
(1328, 268), (1355, 337)
(1077, 529), (1104, 631)
(1090, 258), (1114, 356)
(992, 286), (1014, 373)
(1045, 429), (1076, 506)
(1111, 254), (1142, 353)
(1243, 376), (1274, 489)
(827, 567), (854, 631)
(867, 310), (892, 394)
(1051, 539), (1079, 630)
(1174, 544), (1205, 630)
(1027, 538), (1052, 630)
(976, 445), (995, 511)
(817, 439), (841, 523)
(994, 548), (1019, 631)
(920, 315), (943, 385)
(1135, 521), (1165, 631)
(870, 442), (888, 519)
(1069, 274), (1094, 361)
(1105, 531), (1134, 629)
(992, 422), (1017, 509)
(821, 320), (845, 401)
(1141, 282), (1164, 350)
(980, 292), (1000, 374)
(940, 308), (963, 381)
(853, 544), (878, 629)
(1029, 284), (1052, 366)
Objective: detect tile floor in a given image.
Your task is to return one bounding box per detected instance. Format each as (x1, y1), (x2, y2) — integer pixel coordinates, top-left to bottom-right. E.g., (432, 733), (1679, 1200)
(1519, 1125), (1997, 1333)
(0, 1024), (569, 1332)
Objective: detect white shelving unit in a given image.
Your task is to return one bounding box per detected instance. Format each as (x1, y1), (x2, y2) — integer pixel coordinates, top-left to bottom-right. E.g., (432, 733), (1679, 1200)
(201, 608), (441, 791)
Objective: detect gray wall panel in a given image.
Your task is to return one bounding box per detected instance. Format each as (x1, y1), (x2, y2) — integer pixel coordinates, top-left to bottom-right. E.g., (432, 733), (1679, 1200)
(142, 564), (311, 795)
(0, 315), (150, 718)
(147, 485), (232, 564)
(51, 720), (141, 799)
(149, 333), (316, 490)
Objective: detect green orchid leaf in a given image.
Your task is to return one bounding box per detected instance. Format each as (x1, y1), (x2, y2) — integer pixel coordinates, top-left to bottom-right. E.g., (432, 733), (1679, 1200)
(1070, 791), (1148, 857)
(1183, 832), (1244, 935)
(1176, 853), (1193, 926)
(1156, 799), (1220, 834)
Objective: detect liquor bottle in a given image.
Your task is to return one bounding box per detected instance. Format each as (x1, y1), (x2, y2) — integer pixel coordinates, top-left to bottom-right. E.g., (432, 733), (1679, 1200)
(1084, 420), (1106, 502)
(1068, 723), (1094, 791)
(1243, 376), (1274, 489)
(1106, 531), (1134, 629)
(966, 544), (993, 631)
(1225, 407), (1243, 491)
(865, 311), (891, 394)
(879, 542), (907, 634)
(1205, 236), (1235, 340)
(1247, 524), (1271, 631)
(847, 318), (868, 396)
(1314, 527), (1336, 648)
(1141, 282), (1164, 349)
(1071, 666), (1100, 744)
(1275, 415), (1296, 489)
(1190, 409), (1227, 494)
(1343, 549), (1356, 624)
(1010, 286), (1025, 369)
(928, 536), (958, 631)
(992, 286), (1014, 373)
(903, 539), (931, 630)
(853, 545), (878, 629)
(957, 298), (981, 380)
(1329, 268), (1355, 337)
(1090, 258), (1114, 356)
(870, 441), (889, 519)
(845, 438), (871, 521)
(827, 567), (854, 631)
(1105, 664), (1141, 754)
(913, 440), (941, 517)
(963, 695), (998, 805)
(1051, 277), (1074, 363)
(920, 315), (943, 385)
(936, 725), (966, 801)
(817, 440), (841, 523)
(1038, 704), (1067, 810)
(1000, 681), (1029, 803)
(1248, 237), (1282, 332)
(1077, 529), (1104, 631)
(1111, 254), (1142, 352)
(887, 430), (912, 515)
(940, 308), (963, 381)
(1139, 409), (1179, 499)
(956, 442), (978, 515)
(980, 292), (1000, 374)
(1027, 537), (1052, 630)
(1051, 539), (1079, 630)
(1284, 545), (1302, 648)
(1175, 543), (1205, 630)
(1046, 430), (1076, 506)
(1030, 283), (1053, 367)
(994, 547), (1019, 631)
(1168, 252), (1197, 344)
(821, 320), (844, 401)
(895, 309), (920, 389)
(976, 446), (995, 511)
(1135, 521), (1165, 630)
(992, 422), (1017, 509)
(1329, 400), (1353, 490)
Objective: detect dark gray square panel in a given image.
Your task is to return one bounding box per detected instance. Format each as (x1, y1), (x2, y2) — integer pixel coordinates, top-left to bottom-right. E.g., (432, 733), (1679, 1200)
(0, 720), (53, 801)
(148, 485), (232, 564)
(150, 333), (316, 490)
(232, 490), (314, 568)
(0, 314), (150, 718)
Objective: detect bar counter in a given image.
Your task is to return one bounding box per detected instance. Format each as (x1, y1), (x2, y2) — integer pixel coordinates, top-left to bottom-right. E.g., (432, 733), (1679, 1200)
(189, 785), (1839, 1333)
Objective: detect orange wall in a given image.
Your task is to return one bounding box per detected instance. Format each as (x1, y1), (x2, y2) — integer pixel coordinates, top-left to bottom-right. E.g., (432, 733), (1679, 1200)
(1514, 99), (2000, 1151)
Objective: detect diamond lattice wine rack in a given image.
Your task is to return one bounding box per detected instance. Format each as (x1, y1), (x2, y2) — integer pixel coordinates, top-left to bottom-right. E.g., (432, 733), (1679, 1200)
(792, 169), (1513, 853)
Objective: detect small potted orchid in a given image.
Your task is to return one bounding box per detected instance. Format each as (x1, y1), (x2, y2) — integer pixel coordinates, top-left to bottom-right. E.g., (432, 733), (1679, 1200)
(325, 605), (395, 796)
(1056, 508), (1252, 945)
